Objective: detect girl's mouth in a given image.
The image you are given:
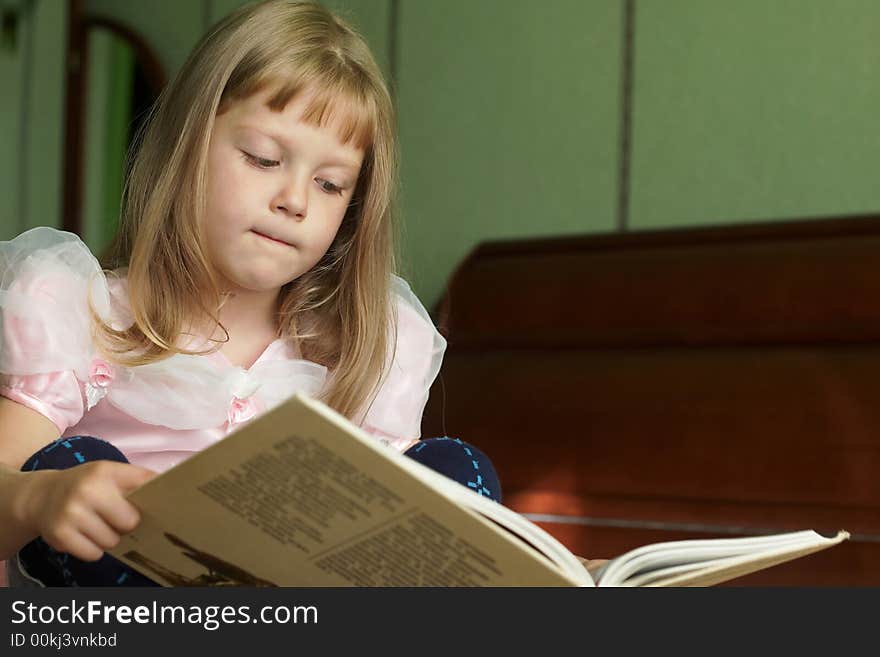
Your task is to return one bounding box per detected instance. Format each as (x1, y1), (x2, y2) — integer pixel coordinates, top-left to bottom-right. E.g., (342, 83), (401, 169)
(251, 230), (292, 247)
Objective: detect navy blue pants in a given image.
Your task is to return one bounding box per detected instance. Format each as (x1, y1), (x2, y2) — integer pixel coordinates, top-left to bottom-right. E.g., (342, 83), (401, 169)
(18, 435), (502, 587)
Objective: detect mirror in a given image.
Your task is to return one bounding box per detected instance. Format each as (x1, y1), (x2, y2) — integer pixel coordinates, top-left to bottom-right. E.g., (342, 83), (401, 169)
(64, 11), (165, 256)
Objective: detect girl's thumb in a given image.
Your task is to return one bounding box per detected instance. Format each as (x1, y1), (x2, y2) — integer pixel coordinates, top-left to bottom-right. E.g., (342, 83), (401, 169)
(111, 463), (159, 491)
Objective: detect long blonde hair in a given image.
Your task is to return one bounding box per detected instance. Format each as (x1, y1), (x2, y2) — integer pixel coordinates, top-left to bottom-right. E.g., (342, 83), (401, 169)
(97, 0), (398, 421)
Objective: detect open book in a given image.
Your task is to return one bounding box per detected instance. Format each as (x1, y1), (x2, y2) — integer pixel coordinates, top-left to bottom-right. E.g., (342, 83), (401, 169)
(109, 394), (849, 586)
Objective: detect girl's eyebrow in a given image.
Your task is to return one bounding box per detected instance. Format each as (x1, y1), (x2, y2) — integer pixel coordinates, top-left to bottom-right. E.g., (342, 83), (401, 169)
(236, 124), (361, 170)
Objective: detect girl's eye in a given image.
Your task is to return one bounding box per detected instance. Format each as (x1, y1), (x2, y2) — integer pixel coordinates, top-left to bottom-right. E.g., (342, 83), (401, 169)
(241, 151), (279, 169)
(317, 178), (343, 196)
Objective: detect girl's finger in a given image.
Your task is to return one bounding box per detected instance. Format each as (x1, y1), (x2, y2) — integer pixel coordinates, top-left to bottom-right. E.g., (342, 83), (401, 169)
(68, 510), (122, 554)
(44, 527), (105, 563)
(91, 495), (141, 536)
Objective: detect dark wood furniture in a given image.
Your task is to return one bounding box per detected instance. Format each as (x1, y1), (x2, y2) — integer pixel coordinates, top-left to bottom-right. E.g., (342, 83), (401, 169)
(422, 214), (880, 585)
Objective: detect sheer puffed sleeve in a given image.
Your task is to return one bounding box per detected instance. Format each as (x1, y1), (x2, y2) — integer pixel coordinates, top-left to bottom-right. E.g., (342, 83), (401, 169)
(361, 276), (447, 450)
(0, 227), (114, 432)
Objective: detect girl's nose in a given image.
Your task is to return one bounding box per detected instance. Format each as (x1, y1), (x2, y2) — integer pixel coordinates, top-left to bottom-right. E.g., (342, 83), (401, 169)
(273, 174), (308, 219)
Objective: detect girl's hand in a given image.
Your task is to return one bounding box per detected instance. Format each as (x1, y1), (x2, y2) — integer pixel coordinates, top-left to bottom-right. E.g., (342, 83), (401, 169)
(16, 461), (157, 562)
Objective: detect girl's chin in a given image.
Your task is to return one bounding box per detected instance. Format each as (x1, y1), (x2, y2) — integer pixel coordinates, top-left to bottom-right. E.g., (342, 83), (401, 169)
(214, 271), (283, 294)
(226, 270), (310, 295)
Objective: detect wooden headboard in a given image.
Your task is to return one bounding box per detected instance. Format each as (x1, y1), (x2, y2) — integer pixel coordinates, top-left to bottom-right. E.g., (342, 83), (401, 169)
(421, 215), (880, 585)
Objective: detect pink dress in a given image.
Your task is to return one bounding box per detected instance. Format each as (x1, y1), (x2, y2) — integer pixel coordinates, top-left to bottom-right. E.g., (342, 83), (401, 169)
(0, 227), (447, 474)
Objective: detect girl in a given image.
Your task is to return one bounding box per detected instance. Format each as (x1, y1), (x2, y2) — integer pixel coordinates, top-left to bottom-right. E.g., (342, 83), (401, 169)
(0, 0), (500, 587)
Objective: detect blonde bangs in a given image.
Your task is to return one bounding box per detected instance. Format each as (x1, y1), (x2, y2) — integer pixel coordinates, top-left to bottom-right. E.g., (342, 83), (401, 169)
(223, 57), (378, 152)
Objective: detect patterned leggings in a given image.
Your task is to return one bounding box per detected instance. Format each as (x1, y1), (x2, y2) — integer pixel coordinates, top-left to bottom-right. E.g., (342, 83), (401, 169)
(17, 435), (502, 587)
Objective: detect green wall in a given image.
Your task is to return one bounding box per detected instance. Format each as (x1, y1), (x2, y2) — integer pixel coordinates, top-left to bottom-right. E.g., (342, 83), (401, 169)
(82, 29), (134, 256)
(630, 0), (880, 229)
(396, 0), (621, 302)
(0, 0), (67, 241)
(0, 2), (24, 239)
(25, 0), (67, 238)
(85, 0), (204, 76)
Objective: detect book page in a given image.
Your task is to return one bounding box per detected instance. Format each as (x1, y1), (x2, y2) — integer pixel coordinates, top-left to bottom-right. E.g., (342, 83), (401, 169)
(598, 530), (849, 587)
(109, 394), (587, 587)
(645, 533), (849, 587)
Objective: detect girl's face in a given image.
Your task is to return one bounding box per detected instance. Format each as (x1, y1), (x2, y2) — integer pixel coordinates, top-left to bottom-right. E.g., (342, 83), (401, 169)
(203, 87), (365, 297)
